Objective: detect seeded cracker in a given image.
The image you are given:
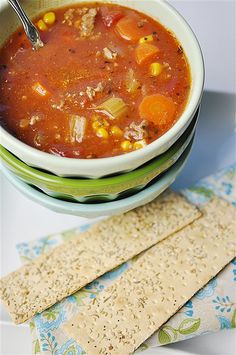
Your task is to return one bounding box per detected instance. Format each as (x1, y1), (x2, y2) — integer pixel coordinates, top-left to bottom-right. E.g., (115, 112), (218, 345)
(64, 198), (236, 355)
(0, 191), (200, 324)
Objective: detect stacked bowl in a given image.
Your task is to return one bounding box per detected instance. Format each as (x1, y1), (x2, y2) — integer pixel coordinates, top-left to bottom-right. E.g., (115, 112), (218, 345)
(0, 0), (204, 217)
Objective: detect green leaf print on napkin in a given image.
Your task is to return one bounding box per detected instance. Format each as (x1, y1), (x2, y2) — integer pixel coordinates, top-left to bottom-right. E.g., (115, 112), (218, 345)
(73, 290), (95, 306)
(29, 321), (35, 330)
(61, 228), (79, 242)
(178, 318), (201, 335)
(33, 339), (40, 354)
(158, 327), (175, 344)
(158, 318), (201, 344)
(188, 186), (214, 199)
(43, 309), (60, 321)
(136, 343), (149, 352)
(231, 309), (236, 328)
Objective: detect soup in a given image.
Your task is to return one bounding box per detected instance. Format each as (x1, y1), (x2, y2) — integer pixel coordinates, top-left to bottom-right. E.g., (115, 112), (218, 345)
(0, 3), (191, 159)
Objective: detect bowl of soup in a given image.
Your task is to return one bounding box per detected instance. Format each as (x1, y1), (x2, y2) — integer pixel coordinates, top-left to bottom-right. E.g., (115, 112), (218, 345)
(0, 0), (204, 178)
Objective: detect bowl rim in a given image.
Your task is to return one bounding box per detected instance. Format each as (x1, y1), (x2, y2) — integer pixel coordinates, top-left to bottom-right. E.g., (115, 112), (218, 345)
(0, 0), (204, 172)
(0, 110), (198, 188)
(0, 141), (192, 216)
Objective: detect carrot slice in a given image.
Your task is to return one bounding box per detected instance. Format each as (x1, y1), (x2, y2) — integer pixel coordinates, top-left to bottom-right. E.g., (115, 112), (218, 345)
(116, 16), (148, 42)
(139, 94), (176, 126)
(135, 43), (159, 65)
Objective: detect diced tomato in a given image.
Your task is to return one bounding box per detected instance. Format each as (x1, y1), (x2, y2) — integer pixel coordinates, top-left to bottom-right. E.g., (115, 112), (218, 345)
(100, 7), (124, 28)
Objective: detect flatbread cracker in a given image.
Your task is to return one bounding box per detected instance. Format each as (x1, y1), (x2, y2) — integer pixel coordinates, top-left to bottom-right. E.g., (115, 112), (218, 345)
(0, 191), (200, 324)
(64, 197), (236, 355)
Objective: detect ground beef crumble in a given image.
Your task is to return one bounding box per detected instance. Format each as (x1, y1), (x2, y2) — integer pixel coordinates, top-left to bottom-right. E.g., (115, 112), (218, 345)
(63, 7), (97, 38)
(80, 8), (97, 37)
(124, 120), (148, 141)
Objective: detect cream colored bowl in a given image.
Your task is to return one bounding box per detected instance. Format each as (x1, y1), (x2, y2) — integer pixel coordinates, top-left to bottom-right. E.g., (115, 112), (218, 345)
(0, 0), (204, 178)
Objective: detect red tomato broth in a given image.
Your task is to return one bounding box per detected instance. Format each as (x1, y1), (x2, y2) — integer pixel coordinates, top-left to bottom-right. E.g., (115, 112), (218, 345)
(0, 3), (191, 159)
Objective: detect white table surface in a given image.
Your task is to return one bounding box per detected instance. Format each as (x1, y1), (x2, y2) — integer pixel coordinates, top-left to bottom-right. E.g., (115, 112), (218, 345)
(0, 1), (236, 354)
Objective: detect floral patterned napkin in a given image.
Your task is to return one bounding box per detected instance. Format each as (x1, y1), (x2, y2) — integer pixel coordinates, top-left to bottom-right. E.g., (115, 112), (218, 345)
(17, 163), (236, 355)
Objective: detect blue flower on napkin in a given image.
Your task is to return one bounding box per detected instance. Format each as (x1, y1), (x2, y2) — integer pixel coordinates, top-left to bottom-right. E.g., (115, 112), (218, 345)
(212, 296), (234, 313)
(195, 278), (217, 300)
(222, 182), (233, 195)
(40, 332), (58, 353)
(85, 281), (105, 299)
(217, 316), (232, 330)
(178, 301), (194, 317)
(17, 236), (59, 261)
(35, 303), (66, 332)
(232, 259), (236, 282)
(183, 301), (194, 317)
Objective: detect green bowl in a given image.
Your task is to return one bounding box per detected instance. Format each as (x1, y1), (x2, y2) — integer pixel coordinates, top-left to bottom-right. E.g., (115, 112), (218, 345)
(0, 111), (198, 202)
(0, 142), (192, 217)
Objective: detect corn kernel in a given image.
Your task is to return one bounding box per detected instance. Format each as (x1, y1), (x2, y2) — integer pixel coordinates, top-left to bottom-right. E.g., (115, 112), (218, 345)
(91, 114), (100, 121)
(111, 126), (123, 136)
(101, 119), (109, 128)
(139, 34), (154, 44)
(92, 118), (109, 131)
(43, 12), (56, 25)
(92, 121), (101, 130)
(19, 119), (29, 129)
(96, 128), (109, 139)
(133, 140), (147, 150)
(37, 19), (48, 32)
(150, 62), (163, 77)
(121, 140), (133, 151)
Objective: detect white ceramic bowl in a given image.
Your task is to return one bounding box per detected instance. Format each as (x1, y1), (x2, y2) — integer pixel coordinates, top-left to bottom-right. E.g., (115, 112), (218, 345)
(0, 0), (204, 178)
